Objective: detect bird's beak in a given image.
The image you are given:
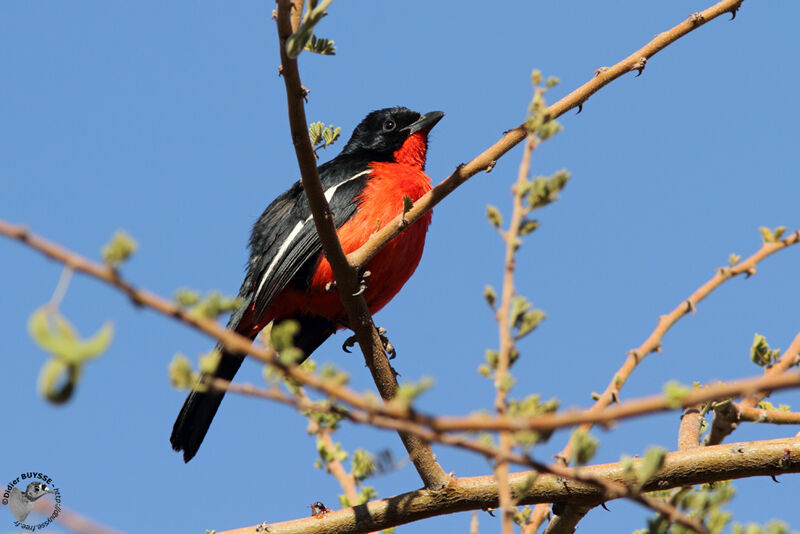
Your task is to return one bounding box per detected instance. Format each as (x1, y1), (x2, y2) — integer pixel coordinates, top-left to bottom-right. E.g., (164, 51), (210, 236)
(402, 111), (445, 135)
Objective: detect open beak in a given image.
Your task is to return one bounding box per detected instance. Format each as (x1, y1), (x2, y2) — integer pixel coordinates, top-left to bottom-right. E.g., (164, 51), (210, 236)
(403, 111), (445, 135)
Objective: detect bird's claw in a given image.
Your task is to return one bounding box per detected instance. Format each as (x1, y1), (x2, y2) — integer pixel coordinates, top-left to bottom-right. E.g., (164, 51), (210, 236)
(352, 270), (371, 297)
(341, 326), (396, 359)
(342, 335), (357, 353)
(377, 327), (396, 359)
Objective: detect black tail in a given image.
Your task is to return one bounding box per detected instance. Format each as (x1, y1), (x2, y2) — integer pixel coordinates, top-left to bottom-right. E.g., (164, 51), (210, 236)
(170, 316), (337, 462)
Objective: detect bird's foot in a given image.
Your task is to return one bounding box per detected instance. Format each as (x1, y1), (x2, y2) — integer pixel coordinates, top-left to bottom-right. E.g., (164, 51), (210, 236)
(341, 326), (396, 359)
(325, 270), (371, 296)
(352, 270), (371, 296)
(377, 326), (396, 359)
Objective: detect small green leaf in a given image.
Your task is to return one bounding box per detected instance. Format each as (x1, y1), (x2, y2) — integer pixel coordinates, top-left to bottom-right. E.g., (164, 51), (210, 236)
(759, 226), (775, 243)
(750, 333), (780, 368)
(477, 364), (492, 377)
(516, 309), (546, 339)
(636, 447), (666, 485)
(483, 285), (497, 308)
(663, 380), (690, 408)
(28, 307), (114, 365)
(199, 349), (222, 375)
(570, 430), (598, 466)
(305, 34), (336, 55)
(101, 230), (138, 268)
(486, 205), (503, 228)
(174, 288), (201, 306)
(351, 449), (376, 481)
(357, 486), (377, 505)
(496, 372), (516, 393)
(728, 253), (741, 267)
(169, 353), (195, 389)
(485, 349), (499, 369)
(285, 0), (333, 59)
(392, 377), (434, 408)
(518, 218), (539, 235)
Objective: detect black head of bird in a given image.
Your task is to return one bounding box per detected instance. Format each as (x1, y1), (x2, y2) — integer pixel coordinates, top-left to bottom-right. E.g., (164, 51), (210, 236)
(340, 107), (444, 161)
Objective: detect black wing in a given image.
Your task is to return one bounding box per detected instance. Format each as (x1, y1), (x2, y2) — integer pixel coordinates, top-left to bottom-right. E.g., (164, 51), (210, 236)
(241, 156), (371, 323)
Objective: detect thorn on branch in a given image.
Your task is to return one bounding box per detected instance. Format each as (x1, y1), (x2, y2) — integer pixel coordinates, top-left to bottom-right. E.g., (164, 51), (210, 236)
(271, 9), (277, 20)
(632, 57), (648, 77)
(300, 85), (310, 102)
(485, 160), (496, 173)
(277, 65), (284, 77)
(594, 67), (609, 77)
(689, 12), (706, 26)
(745, 265), (757, 278)
(730, 1), (743, 20)
(600, 502), (610, 511)
(576, 102), (583, 114)
(771, 475), (780, 483)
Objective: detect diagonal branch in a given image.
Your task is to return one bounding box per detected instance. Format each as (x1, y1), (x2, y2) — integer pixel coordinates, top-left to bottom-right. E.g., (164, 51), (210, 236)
(273, 0), (449, 490)
(346, 0), (747, 273)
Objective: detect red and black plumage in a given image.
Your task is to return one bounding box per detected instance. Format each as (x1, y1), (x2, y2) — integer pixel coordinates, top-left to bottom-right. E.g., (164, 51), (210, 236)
(171, 107), (444, 462)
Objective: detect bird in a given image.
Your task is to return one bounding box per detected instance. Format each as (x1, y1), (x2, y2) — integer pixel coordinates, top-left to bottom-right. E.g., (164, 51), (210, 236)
(9, 481), (53, 522)
(171, 106), (444, 462)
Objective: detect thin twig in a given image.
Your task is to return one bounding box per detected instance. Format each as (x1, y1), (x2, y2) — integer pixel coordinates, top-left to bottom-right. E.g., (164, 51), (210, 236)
(32, 498), (123, 534)
(3, 219), (797, 442)
(737, 404), (800, 425)
(528, 228), (798, 528)
(430, 369), (800, 433)
(345, 0), (749, 274)
(292, 385), (360, 506)
(0, 220), (426, 426)
(494, 135), (537, 534)
(707, 331), (800, 444)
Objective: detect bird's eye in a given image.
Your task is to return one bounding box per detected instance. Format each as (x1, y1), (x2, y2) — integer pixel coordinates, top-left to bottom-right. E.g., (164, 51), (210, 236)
(382, 119), (396, 132)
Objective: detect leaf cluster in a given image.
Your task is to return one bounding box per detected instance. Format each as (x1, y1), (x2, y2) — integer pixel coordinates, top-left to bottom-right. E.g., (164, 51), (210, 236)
(29, 307), (113, 404)
(309, 121), (341, 153)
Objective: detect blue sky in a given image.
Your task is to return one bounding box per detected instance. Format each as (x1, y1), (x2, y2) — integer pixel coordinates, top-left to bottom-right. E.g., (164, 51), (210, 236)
(1, 1), (798, 533)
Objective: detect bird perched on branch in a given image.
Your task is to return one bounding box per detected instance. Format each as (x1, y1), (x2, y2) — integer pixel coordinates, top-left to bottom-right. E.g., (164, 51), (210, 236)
(171, 107), (444, 462)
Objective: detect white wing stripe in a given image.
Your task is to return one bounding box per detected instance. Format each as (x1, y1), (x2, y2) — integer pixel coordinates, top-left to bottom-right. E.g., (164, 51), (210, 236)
(254, 169), (372, 301)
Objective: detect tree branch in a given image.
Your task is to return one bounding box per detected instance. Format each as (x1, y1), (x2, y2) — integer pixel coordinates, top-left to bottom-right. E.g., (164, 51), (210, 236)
(219, 436), (799, 534)
(493, 135), (537, 534)
(345, 0), (748, 273)
(707, 330), (800, 444)
(273, 0), (449, 490)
